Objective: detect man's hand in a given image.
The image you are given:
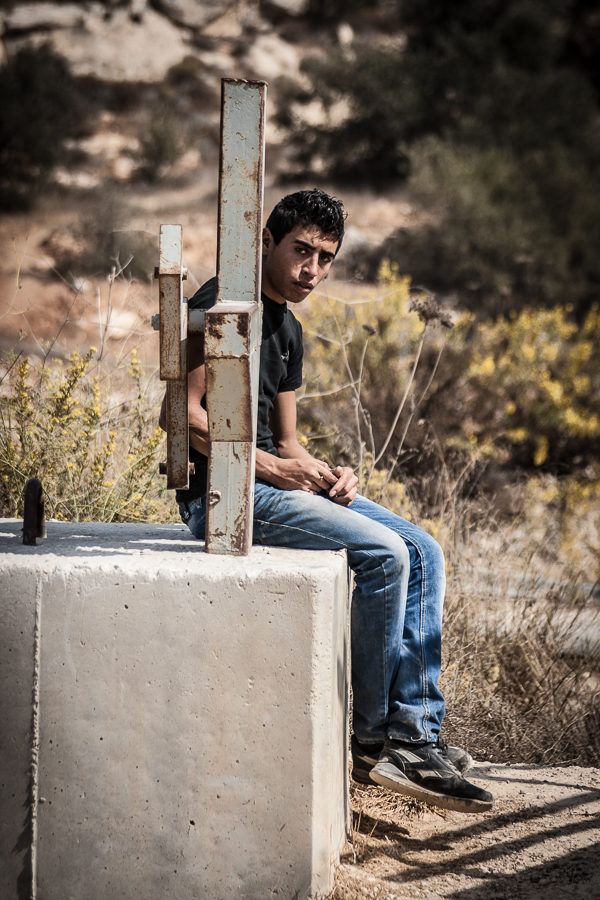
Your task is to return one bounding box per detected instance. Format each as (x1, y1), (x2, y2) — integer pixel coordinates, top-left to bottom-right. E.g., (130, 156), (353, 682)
(327, 466), (358, 506)
(258, 453), (338, 495)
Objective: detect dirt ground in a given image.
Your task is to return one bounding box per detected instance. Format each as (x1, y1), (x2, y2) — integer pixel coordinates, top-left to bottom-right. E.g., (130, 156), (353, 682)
(336, 763), (600, 900)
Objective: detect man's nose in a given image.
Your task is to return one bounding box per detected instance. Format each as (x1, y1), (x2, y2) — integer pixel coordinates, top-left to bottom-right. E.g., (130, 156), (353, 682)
(302, 254), (320, 277)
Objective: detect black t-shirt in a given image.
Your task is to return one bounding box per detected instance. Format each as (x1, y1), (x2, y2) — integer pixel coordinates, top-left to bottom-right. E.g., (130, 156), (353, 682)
(176, 277), (303, 502)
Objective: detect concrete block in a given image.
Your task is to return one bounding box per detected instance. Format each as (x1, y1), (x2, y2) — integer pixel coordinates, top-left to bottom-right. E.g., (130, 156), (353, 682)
(0, 525), (38, 900)
(0, 519), (349, 899)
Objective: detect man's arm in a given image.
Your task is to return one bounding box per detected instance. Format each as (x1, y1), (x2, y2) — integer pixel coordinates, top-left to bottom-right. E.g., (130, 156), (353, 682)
(159, 333), (209, 455)
(159, 345), (358, 504)
(264, 391), (358, 506)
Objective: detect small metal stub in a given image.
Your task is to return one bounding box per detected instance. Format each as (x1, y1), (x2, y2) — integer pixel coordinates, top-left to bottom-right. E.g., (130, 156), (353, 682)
(154, 266), (188, 281)
(159, 462), (195, 476)
(23, 477), (46, 546)
(152, 310), (205, 334)
(208, 491), (222, 506)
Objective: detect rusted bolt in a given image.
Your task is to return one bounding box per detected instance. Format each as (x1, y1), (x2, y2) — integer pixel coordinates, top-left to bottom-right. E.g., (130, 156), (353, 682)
(23, 477), (46, 546)
(208, 491), (221, 506)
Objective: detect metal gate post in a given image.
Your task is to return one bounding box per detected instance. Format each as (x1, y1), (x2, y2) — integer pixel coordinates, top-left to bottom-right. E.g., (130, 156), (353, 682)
(204, 78), (266, 555)
(157, 224), (190, 490)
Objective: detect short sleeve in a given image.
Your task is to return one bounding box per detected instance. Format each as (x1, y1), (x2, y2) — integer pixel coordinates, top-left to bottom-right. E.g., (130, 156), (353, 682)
(187, 277), (217, 310)
(278, 317), (303, 392)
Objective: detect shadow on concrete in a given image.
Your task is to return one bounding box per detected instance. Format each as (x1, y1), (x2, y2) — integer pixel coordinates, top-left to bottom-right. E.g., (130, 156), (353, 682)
(0, 519), (205, 558)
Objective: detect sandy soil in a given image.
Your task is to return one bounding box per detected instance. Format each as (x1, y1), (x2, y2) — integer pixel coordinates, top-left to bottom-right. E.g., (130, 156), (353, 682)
(337, 764), (600, 900)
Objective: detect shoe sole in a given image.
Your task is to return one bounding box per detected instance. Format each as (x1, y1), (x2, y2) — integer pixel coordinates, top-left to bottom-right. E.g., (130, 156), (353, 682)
(371, 762), (494, 814)
(351, 767), (377, 786)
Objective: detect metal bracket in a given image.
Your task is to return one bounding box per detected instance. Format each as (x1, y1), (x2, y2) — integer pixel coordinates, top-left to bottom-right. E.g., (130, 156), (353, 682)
(23, 477), (46, 546)
(157, 224), (190, 490)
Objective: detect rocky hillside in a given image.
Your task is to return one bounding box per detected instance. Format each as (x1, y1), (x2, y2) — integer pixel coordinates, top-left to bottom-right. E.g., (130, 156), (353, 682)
(0, 1), (415, 359)
(1, 1), (313, 82)
(0, 1), (309, 182)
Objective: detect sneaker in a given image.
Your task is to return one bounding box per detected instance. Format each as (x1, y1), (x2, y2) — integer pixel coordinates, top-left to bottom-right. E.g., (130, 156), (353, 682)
(370, 738), (494, 813)
(351, 735), (384, 785)
(351, 734), (473, 786)
(435, 735), (474, 775)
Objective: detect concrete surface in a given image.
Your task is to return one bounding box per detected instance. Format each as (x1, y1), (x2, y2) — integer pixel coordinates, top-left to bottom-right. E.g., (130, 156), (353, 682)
(0, 519), (350, 900)
(0, 561), (38, 900)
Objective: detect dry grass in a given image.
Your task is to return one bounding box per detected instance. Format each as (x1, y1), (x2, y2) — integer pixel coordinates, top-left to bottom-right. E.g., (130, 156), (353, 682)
(296, 274), (600, 771)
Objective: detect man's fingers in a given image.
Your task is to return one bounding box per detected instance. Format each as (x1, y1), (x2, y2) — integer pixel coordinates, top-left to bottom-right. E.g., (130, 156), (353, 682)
(317, 464), (337, 485)
(329, 466), (358, 498)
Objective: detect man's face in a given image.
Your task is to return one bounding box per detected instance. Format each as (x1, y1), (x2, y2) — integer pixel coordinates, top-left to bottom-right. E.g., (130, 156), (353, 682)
(261, 224), (338, 305)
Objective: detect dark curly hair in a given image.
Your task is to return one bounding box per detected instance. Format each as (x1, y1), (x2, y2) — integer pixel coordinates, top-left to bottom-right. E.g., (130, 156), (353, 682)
(265, 188), (347, 255)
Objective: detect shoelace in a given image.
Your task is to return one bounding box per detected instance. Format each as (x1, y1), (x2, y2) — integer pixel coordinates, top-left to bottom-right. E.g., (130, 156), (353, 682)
(435, 735), (448, 754)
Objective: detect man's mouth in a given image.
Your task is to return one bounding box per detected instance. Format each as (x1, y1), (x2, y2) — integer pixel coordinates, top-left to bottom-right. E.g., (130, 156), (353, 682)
(296, 281), (313, 292)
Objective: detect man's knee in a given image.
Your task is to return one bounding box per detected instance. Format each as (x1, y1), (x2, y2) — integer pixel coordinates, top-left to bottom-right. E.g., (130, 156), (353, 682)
(382, 531), (411, 576)
(415, 526), (444, 560)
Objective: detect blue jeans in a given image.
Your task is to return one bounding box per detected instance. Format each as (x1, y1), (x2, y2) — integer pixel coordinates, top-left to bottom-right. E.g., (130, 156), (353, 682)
(180, 483), (446, 745)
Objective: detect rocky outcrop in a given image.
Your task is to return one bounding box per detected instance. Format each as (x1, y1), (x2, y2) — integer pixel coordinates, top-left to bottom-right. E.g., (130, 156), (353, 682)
(48, 7), (191, 82)
(244, 32), (303, 81)
(0, 0), (304, 84)
(151, 0), (235, 30)
(263, 0), (310, 16)
(3, 3), (88, 32)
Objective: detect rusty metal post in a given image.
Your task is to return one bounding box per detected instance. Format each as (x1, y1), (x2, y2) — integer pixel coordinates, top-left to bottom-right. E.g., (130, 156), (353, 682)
(157, 224), (190, 490)
(23, 476), (46, 545)
(204, 78), (266, 555)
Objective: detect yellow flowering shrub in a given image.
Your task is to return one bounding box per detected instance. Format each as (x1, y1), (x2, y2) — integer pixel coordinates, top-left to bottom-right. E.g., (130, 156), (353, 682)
(522, 472), (600, 583)
(0, 348), (176, 523)
(465, 304), (600, 466)
(297, 262), (452, 491)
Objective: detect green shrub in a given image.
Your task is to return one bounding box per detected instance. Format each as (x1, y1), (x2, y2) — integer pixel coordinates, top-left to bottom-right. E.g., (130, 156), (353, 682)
(299, 267), (600, 483)
(138, 102), (189, 182)
(0, 44), (92, 209)
(306, 0), (380, 19)
(277, 0), (599, 179)
(376, 137), (600, 318)
(459, 302), (600, 468)
(276, 0), (600, 316)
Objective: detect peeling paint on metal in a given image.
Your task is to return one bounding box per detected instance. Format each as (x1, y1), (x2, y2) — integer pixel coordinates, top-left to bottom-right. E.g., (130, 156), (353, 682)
(206, 79), (266, 555)
(157, 224), (190, 490)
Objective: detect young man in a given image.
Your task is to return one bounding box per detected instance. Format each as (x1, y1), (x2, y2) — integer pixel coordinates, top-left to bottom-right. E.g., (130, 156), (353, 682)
(165, 188), (494, 814)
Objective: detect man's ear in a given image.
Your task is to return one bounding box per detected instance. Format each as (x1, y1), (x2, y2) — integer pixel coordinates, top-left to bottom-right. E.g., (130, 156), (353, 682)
(262, 226), (273, 256)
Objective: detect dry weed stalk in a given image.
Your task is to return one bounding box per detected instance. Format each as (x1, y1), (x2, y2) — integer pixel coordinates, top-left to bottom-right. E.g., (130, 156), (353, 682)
(300, 275), (600, 768)
(301, 282), (453, 499)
